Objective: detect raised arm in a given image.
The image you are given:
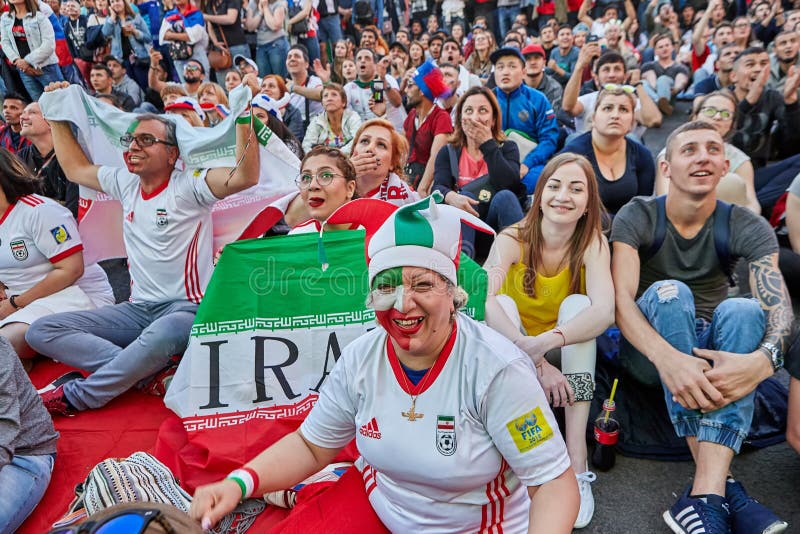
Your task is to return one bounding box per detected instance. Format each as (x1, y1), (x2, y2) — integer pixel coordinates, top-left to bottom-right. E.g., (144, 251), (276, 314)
(578, 0), (594, 26)
(612, 240), (724, 411)
(44, 84), (102, 191)
(563, 42), (598, 116)
(692, 0), (716, 56)
(205, 114), (261, 198)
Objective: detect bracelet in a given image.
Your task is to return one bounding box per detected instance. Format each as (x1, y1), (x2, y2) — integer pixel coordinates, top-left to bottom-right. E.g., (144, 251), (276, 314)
(9, 295), (22, 309)
(551, 327), (567, 347)
(235, 114), (252, 125)
(227, 467), (260, 500)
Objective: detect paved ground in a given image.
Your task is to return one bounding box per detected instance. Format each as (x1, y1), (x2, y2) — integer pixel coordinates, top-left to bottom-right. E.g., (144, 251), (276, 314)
(96, 102), (800, 533)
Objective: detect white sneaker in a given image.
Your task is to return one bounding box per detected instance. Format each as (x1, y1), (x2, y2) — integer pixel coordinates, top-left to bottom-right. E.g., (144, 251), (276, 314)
(574, 471), (597, 529)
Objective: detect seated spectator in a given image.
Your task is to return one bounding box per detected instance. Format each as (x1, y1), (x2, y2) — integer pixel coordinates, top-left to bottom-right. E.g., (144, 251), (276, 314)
(105, 54), (145, 108)
(433, 86), (525, 256)
(234, 54), (259, 80)
(0, 149), (99, 359)
(602, 19), (639, 72)
(387, 41), (410, 84)
(561, 86), (655, 216)
(224, 69), (242, 93)
(344, 47), (404, 131)
(0, 0), (65, 101)
(158, 0), (209, 82)
(690, 1), (733, 87)
(251, 93), (303, 159)
(164, 96), (205, 127)
(548, 25), (580, 86)
(730, 46), (800, 168)
(751, 0), (782, 45)
(90, 62), (135, 111)
(656, 90), (760, 214)
(611, 121), (791, 534)
(439, 37), (480, 96)
(196, 81), (229, 126)
(0, 93), (31, 154)
(641, 33), (689, 116)
(434, 62), (461, 119)
(285, 44), (324, 140)
(402, 61), (454, 194)
(464, 31), (494, 84)
(731, 16), (753, 49)
(408, 40), (425, 70)
(29, 82), (260, 416)
(563, 48), (661, 141)
(491, 47), (559, 192)
(484, 152), (614, 530)
(18, 102), (78, 217)
(260, 74), (305, 142)
(159, 82), (189, 106)
(101, 0), (151, 89)
(522, 44), (564, 114)
(0, 337), (58, 533)
(302, 82), (362, 155)
(767, 30), (800, 96)
(578, 0), (635, 38)
(349, 118), (419, 206)
(692, 42), (742, 97)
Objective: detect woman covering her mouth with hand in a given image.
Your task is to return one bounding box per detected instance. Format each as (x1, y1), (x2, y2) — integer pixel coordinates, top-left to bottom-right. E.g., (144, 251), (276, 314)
(191, 194), (579, 533)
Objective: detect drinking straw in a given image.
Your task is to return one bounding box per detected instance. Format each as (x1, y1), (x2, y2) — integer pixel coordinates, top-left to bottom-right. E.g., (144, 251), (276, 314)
(604, 378), (619, 424)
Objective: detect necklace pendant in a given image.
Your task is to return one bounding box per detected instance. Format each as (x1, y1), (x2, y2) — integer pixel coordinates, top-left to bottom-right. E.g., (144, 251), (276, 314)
(402, 397), (424, 422)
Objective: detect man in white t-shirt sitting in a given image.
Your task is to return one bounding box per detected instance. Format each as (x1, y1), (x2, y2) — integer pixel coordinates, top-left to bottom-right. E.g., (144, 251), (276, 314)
(344, 48), (405, 131)
(27, 82), (260, 416)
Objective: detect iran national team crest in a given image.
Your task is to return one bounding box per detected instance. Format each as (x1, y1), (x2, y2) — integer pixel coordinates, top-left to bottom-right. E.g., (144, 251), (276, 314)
(436, 415), (457, 456)
(10, 240), (28, 261)
(156, 208), (168, 228)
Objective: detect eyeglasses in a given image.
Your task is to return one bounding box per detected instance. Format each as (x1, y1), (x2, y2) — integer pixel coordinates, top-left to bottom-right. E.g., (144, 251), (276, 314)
(734, 22), (750, 27)
(700, 106), (733, 120)
(603, 83), (636, 94)
(49, 509), (176, 534)
(295, 170), (344, 189)
(119, 133), (175, 148)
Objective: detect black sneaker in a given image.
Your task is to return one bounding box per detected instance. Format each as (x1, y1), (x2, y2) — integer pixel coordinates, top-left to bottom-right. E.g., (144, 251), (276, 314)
(663, 486), (731, 534)
(726, 479), (787, 534)
(37, 371), (83, 394)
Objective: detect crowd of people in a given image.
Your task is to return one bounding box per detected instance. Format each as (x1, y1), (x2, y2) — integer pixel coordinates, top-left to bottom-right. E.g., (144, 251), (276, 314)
(0, 0), (799, 532)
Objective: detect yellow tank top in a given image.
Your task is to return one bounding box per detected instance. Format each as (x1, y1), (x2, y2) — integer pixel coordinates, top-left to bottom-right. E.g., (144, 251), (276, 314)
(499, 244), (587, 336)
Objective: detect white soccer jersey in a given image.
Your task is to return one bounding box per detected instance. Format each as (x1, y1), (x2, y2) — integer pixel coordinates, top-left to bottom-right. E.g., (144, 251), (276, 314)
(0, 194), (84, 293)
(344, 75), (405, 131)
(97, 165), (219, 303)
(301, 314), (571, 533)
(363, 173), (421, 207)
(290, 75), (324, 121)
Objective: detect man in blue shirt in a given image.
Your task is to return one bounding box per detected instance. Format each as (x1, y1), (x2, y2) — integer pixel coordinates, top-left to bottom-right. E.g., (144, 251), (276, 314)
(490, 47), (559, 192)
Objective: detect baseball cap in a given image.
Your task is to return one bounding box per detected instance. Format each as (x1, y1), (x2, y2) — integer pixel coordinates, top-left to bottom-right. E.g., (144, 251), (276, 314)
(490, 47), (526, 65)
(521, 44), (546, 57)
(234, 54), (258, 73)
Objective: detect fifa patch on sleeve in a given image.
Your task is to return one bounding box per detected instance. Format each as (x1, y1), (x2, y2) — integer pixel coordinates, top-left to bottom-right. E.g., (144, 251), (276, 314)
(50, 225), (72, 244)
(506, 407), (554, 453)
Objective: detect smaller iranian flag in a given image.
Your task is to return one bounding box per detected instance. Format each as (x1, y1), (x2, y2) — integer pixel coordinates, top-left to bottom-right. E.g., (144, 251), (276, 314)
(437, 416), (455, 431)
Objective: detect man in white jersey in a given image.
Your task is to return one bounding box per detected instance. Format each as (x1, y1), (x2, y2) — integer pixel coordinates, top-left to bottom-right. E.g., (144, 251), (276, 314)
(190, 195), (579, 532)
(27, 81), (260, 416)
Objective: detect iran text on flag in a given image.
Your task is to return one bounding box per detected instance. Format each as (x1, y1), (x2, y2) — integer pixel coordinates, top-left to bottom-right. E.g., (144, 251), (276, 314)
(154, 230), (487, 491)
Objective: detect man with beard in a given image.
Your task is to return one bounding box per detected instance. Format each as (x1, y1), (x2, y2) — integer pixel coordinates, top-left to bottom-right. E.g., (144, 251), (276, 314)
(522, 43), (563, 114)
(434, 62), (460, 121)
(31, 81), (260, 416)
(692, 43), (742, 97)
(147, 57), (206, 99)
(768, 30), (800, 95)
(0, 93), (31, 153)
(731, 47), (800, 168)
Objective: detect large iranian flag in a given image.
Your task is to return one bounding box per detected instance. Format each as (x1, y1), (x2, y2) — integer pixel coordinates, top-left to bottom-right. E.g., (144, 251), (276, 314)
(155, 230), (487, 491)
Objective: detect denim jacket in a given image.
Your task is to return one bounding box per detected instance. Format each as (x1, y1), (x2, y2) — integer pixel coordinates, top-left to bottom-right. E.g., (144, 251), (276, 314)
(102, 14), (151, 60)
(0, 10), (59, 67)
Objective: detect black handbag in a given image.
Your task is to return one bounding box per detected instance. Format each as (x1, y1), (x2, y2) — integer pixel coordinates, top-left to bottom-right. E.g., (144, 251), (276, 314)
(447, 145), (496, 204)
(84, 24), (108, 50)
(287, 0), (309, 36)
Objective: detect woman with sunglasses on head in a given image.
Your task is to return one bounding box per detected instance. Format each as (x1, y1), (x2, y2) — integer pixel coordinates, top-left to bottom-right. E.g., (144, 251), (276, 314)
(483, 153), (614, 530)
(102, 0), (151, 90)
(655, 90), (760, 214)
(560, 85), (656, 216)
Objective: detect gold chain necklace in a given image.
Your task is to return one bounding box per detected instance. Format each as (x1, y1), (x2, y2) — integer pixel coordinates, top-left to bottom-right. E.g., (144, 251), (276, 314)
(398, 359), (437, 422)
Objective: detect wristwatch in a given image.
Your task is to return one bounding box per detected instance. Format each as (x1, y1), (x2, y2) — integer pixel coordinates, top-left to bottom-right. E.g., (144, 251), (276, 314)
(758, 342), (784, 371)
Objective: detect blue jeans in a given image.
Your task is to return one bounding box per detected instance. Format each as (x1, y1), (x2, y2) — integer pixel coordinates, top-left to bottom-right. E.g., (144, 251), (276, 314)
(0, 454), (54, 533)
(18, 64), (64, 101)
(317, 14), (343, 44)
(298, 36), (321, 64)
(637, 280), (765, 453)
(644, 75), (674, 102)
(460, 189), (524, 257)
(497, 5), (521, 39)
(256, 37), (290, 77)
(26, 300), (198, 411)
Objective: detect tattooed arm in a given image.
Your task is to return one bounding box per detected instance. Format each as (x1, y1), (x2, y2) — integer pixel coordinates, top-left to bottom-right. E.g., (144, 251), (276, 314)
(695, 253), (793, 407)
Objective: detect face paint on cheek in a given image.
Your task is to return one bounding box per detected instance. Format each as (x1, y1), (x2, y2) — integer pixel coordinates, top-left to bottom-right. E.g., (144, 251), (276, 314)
(369, 286), (404, 312)
(375, 310), (413, 350)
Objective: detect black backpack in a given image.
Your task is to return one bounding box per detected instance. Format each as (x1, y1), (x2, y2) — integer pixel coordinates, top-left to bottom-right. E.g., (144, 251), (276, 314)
(354, 0), (374, 24)
(641, 195), (735, 287)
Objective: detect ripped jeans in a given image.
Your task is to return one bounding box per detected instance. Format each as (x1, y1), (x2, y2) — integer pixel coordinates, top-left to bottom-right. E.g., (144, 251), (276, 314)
(635, 280), (765, 453)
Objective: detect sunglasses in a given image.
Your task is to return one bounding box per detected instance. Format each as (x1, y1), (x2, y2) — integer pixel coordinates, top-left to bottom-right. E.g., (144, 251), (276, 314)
(184, 64), (201, 72)
(49, 509), (176, 534)
(603, 83), (636, 94)
(296, 170), (344, 189)
(120, 133), (176, 148)
(700, 106), (733, 120)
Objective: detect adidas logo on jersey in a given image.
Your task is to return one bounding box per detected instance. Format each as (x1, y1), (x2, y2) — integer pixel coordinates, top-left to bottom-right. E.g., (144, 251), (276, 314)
(359, 418), (382, 439)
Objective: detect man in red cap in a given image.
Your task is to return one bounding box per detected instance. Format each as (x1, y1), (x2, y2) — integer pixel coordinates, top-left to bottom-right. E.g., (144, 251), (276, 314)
(522, 43), (564, 114)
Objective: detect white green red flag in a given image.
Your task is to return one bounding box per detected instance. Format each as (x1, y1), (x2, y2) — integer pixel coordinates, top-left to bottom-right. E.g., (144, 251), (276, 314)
(155, 230), (487, 490)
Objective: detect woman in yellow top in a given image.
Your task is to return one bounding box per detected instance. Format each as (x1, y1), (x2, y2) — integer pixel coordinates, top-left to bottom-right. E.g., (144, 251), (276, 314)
(483, 152), (615, 530)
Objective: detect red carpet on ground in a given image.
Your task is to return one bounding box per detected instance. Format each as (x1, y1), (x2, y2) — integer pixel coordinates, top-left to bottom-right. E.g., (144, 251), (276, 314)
(18, 360), (289, 533)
